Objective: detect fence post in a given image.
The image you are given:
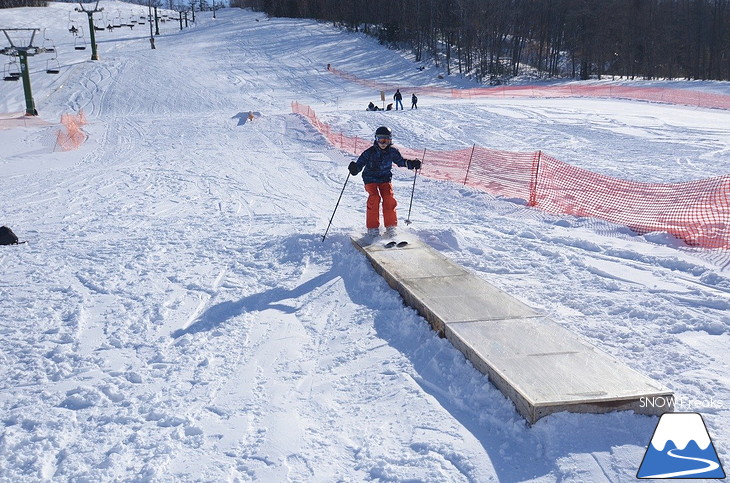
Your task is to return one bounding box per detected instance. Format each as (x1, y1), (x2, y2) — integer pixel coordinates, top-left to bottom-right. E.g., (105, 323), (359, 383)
(528, 150), (542, 207)
(463, 144), (476, 186)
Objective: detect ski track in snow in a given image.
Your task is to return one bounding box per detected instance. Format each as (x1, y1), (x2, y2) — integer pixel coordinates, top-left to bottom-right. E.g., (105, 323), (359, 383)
(1, 3), (729, 482)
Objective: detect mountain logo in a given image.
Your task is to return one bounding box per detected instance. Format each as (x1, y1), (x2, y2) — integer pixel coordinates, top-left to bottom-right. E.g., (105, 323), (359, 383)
(637, 412), (726, 479)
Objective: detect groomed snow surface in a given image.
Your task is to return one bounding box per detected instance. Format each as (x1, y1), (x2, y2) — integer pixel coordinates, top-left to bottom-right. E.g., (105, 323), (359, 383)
(1, 3), (729, 481)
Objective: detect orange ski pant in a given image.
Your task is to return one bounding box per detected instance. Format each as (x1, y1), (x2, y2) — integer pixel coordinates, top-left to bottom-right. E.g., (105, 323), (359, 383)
(364, 182), (398, 229)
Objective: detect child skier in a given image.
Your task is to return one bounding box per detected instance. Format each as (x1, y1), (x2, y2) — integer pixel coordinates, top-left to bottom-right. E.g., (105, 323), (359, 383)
(348, 126), (421, 237)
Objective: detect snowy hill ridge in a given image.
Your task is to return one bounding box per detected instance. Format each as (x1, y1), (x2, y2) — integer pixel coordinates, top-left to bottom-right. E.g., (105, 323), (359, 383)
(327, 64), (730, 110)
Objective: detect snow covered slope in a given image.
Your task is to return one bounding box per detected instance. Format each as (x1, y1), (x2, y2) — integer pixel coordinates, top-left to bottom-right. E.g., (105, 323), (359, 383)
(1, 3), (728, 481)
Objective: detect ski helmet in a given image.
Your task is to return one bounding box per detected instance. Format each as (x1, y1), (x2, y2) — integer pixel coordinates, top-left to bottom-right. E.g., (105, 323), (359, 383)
(374, 126), (392, 148)
(375, 126), (392, 138)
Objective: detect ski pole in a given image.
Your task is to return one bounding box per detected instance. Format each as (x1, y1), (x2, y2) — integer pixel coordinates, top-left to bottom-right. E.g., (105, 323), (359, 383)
(322, 172), (351, 242)
(405, 148), (426, 225)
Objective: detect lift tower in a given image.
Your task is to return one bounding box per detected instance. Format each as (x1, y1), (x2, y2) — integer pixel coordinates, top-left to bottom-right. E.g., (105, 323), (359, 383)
(75, 0), (103, 60)
(1, 28), (51, 116)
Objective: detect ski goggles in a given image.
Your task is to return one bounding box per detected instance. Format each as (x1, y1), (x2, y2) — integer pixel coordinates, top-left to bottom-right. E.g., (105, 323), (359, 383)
(376, 135), (392, 144)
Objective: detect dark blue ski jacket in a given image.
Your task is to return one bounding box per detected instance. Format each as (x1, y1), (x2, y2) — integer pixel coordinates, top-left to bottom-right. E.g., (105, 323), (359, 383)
(352, 143), (410, 184)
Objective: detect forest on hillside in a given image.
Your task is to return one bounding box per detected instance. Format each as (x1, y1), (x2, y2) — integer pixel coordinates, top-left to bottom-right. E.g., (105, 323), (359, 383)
(0, 0), (47, 7)
(231, 0), (730, 82)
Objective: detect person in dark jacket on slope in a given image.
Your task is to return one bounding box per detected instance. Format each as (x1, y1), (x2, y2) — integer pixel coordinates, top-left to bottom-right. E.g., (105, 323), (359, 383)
(348, 126), (421, 237)
(393, 89), (403, 110)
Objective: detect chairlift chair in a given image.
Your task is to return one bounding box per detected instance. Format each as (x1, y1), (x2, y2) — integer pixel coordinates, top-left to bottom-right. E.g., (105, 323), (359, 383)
(74, 27), (87, 50)
(41, 29), (56, 53)
(95, 13), (107, 30)
(46, 57), (61, 75)
(67, 12), (78, 34)
(8, 60), (20, 77)
(3, 62), (20, 81)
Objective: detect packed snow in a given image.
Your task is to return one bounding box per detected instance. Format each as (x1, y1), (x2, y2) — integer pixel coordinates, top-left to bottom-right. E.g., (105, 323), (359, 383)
(1, 2), (729, 481)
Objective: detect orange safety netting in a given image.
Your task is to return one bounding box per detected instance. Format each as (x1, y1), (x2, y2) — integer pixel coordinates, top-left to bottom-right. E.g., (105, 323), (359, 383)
(292, 101), (730, 249)
(533, 152), (730, 249)
(327, 66), (730, 110)
(55, 110), (88, 151)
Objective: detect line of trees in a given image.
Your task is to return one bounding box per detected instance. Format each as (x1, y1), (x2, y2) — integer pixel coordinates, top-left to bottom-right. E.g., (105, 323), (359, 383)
(231, 0), (730, 82)
(0, 0), (48, 7)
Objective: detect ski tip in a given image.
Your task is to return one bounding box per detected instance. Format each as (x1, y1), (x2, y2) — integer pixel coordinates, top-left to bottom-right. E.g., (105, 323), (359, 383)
(384, 240), (409, 248)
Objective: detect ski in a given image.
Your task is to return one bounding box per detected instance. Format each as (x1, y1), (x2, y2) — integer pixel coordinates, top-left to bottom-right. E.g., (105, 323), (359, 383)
(0, 240), (27, 245)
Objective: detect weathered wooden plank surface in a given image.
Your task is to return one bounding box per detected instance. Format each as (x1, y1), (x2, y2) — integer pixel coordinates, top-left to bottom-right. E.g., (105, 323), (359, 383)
(352, 235), (673, 424)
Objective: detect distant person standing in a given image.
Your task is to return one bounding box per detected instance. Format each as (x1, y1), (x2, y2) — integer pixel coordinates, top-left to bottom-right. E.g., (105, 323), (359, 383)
(393, 89), (403, 110)
(411, 93), (418, 109)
